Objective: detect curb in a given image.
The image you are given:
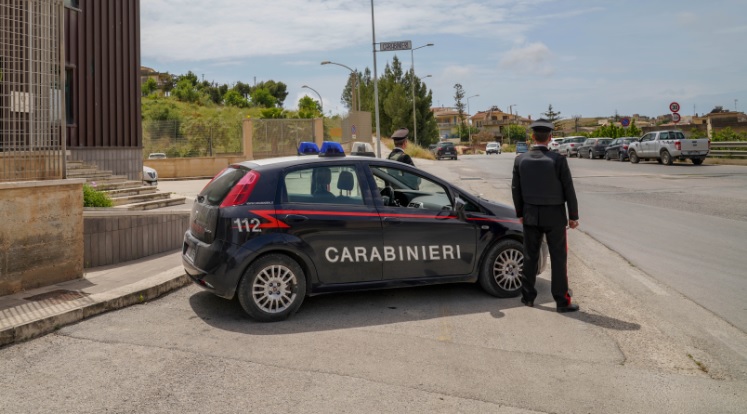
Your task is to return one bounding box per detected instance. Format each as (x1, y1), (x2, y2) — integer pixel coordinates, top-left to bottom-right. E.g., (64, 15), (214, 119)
(0, 267), (191, 348)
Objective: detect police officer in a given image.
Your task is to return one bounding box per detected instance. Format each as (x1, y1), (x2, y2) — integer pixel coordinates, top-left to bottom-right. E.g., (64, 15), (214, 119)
(387, 128), (415, 166)
(511, 119), (580, 313)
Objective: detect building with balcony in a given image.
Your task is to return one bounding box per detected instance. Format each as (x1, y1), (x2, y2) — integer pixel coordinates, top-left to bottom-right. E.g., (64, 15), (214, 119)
(470, 106), (530, 140)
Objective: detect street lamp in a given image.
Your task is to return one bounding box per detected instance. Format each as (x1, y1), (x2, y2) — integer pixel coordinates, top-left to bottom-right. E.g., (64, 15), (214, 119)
(465, 94), (479, 144)
(370, 0), (382, 158)
(411, 43), (433, 146)
(321, 61), (360, 112)
(466, 94), (479, 118)
(301, 85), (323, 116)
(508, 104), (517, 144)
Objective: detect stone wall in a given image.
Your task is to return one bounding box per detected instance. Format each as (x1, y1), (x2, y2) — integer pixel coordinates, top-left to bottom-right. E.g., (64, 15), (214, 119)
(0, 179), (85, 296)
(83, 210), (190, 268)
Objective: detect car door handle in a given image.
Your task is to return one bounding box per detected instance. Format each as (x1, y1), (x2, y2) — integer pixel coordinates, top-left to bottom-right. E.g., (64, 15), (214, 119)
(283, 214), (308, 223)
(382, 217), (402, 223)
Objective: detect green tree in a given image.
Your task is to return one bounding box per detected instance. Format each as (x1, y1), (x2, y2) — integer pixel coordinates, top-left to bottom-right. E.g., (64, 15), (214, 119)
(543, 104), (562, 124)
(297, 95), (322, 118)
(254, 80), (289, 107)
(172, 78), (200, 103)
(454, 83), (466, 141)
(383, 83), (410, 135)
(223, 89), (249, 108)
(505, 124), (527, 144)
(141, 77), (157, 96)
(250, 88), (277, 108)
(259, 107), (285, 119)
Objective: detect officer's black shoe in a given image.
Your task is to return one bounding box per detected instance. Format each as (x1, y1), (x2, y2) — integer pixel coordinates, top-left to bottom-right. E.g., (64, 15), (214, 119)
(521, 297), (534, 307)
(557, 303), (580, 313)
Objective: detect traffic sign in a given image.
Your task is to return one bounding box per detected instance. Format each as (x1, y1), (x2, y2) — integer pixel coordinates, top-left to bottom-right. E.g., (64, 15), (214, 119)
(672, 113), (681, 123)
(621, 117), (631, 127)
(380, 40), (412, 52)
(351, 125), (357, 134)
(669, 102), (680, 113)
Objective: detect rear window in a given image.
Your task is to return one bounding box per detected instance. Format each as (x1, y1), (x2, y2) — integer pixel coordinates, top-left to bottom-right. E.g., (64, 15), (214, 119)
(599, 139), (612, 144)
(200, 166), (250, 206)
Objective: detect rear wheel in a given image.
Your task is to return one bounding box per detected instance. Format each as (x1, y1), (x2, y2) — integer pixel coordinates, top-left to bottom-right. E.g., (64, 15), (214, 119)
(661, 150), (673, 165)
(237, 254), (306, 322)
(629, 150), (640, 164)
(605, 151), (611, 161)
(479, 239), (524, 298)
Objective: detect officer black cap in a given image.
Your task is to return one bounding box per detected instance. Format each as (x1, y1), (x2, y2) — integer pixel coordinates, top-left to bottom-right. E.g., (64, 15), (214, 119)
(529, 119), (554, 132)
(391, 128), (409, 142)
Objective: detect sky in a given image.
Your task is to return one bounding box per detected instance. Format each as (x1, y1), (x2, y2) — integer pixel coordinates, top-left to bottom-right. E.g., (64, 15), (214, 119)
(141, 0), (747, 119)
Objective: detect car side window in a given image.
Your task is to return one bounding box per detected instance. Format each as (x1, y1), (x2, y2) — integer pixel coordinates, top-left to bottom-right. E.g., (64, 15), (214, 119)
(641, 134), (651, 142)
(371, 165), (450, 209)
(660, 132), (669, 140)
(284, 165), (363, 205)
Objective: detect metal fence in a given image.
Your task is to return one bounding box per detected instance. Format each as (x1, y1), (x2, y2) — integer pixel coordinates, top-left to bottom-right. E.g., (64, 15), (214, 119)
(142, 119), (243, 158)
(709, 141), (747, 158)
(0, 0), (65, 182)
(252, 119), (315, 159)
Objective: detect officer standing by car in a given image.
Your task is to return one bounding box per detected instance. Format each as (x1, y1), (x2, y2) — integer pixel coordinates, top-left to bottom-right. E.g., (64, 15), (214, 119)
(387, 128), (415, 166)
(511, 119), (580, 313)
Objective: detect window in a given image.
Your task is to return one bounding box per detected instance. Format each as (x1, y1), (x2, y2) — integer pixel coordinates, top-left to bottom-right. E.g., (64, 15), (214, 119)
(65, 67), (74, 125)
(284, 166), (363, 205)
(660, 132), (669, 140)
(64, 0), (80, 9)
(371, 165), (449, 208)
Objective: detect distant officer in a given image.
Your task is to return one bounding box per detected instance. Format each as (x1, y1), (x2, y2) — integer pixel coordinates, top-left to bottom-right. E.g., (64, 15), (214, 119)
(511, 119), (580, 313)
(387, 128), (415, 166)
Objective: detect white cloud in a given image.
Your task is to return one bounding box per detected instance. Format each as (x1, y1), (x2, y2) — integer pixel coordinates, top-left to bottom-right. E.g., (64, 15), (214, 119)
(499, 42), (554, 76)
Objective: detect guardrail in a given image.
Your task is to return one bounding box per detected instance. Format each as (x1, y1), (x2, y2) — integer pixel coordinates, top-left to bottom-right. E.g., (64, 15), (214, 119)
(709, 141), (747, 158)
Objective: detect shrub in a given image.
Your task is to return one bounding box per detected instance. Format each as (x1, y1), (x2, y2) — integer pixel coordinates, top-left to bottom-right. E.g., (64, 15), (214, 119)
(83, 184), (113, 207)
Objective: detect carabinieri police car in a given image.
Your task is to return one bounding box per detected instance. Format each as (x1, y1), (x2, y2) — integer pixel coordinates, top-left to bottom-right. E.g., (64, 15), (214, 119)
(182, 141), (547, 322)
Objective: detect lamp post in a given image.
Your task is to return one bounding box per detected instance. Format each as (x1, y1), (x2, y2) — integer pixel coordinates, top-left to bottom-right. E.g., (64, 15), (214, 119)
(370, 0), (382, 158)
(466, 94), (479, 119)
(301, 85), (323, 116)
(465, 94), (478, 144)
(411, 43), (433, 146)
(321, 61), (359, 112)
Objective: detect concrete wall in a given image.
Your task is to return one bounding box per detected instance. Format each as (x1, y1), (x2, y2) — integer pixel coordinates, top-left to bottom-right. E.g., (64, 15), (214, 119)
(0, 179), (85, 296)
(83, 210), (190, 268)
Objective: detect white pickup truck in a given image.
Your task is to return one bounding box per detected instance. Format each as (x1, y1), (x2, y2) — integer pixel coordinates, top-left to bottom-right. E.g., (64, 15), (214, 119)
(627, 130), (710, 165)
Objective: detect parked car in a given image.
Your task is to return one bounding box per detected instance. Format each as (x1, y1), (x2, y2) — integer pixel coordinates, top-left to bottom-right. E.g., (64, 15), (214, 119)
(181, 141), (548, 321)
(627, 130), (710, 165)
(604, 137), (639, 161)
(515, 142), (528, 155)
(143, 165), (158, 186)
(577, 138), (613, 159)
(148, 152), (167, 159)
(435, 141), (458, 160)
(557, 136), (587, 157)
(549, 138), (564, 152)
(486, 142), (501, 154)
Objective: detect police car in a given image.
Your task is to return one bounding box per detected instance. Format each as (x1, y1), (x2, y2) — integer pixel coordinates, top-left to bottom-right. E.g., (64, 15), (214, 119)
(182, 142), (547, 321)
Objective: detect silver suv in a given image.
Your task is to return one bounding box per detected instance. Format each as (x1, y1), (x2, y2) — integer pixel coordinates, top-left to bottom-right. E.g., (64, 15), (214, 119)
(557, 136), (587, 157)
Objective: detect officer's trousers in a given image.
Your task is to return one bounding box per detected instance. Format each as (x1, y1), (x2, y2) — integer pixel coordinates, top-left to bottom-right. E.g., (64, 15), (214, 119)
(521, 224), (572, 307)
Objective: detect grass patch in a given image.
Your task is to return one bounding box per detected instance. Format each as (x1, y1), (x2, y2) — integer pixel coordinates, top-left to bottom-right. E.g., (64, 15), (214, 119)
(380, 137), (436, 160)
(83, 184), (113, 207)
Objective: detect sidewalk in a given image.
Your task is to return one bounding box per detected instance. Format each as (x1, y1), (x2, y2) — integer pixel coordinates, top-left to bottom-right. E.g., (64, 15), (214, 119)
(0, 249), (189, 348)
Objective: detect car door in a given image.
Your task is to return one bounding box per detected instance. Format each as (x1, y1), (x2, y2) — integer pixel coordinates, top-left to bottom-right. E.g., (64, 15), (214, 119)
(367, 163), (478, 280)
(279, 163), (383, 284)
(639, 133), (654, 156)
(607, 139), (618, 158)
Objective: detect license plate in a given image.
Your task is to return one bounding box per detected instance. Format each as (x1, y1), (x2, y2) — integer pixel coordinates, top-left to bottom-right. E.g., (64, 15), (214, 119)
(186, 245), (196, 261)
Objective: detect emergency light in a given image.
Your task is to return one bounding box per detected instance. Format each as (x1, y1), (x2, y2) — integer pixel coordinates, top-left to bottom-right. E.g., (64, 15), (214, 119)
(298, 142), (320, 155)
(318, 141), (346, 157)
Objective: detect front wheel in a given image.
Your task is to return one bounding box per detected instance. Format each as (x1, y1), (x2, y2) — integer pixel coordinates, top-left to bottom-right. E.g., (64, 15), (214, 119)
(479, 239), (525, 298)
(605, 151), (611, 161)
(237, 254), (306, 322)
(629, 150), (640, 164)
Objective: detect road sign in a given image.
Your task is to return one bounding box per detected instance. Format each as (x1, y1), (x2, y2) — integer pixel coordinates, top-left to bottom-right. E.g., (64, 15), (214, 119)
(669, 102), (680, 113)
(351, 125), (357, 134)
(672, 113), (681, 123)
(380, 40), (412, 52)
(621, 117), (631, 127)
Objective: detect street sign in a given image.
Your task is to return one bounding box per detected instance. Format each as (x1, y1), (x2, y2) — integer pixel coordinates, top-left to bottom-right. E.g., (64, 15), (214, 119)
(380, 40), (412, 52)
(351, 125), (357, 134)
(672, 113), (681, 123)
(669, 102), (680, 113)
(621, 117), (631, 127)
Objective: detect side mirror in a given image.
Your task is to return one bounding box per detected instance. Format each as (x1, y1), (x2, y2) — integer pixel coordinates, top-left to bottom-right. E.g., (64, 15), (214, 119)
(454, 197), (467, 221)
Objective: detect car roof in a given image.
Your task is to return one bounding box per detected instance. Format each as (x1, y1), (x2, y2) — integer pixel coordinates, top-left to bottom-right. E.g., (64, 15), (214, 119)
(232, 154), (411, 171)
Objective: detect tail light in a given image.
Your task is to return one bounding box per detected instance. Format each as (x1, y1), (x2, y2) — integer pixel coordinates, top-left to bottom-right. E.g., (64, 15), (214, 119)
(570, 143), (575, 147)
(220, 170), (260, 208)
(623, 145), (628, 150)
(675, 141), (681, 151)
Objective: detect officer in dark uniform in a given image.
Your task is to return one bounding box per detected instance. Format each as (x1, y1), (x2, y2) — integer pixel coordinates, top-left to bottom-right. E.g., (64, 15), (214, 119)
(387, 128), (415, 166)
(511, 119), (580, 313)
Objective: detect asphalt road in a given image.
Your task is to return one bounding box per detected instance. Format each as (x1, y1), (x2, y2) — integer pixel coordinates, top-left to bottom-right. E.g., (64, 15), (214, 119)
(2, 153), (747, 413)
(445, 153), (747, 333)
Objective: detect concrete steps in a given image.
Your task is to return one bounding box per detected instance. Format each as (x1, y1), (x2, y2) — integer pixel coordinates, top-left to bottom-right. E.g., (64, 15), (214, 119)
(69, 160), (186, 210)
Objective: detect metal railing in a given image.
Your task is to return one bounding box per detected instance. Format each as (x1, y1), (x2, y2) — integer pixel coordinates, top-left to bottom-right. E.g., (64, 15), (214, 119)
(709, 141), (747, 158)
(1, 0), (65, 182)
(142, 120), (243, 158)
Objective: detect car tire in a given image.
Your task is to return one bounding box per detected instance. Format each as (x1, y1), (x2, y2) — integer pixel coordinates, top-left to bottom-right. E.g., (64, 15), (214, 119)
(237, 254), (306, 322)
(661, 150), (673, 165)
(479, 239), (525, 298)
(619, 152), (625, 162)
(605, 151), (611, 161)
(589, 150), (594, 159)
(629, 150), (640, 164)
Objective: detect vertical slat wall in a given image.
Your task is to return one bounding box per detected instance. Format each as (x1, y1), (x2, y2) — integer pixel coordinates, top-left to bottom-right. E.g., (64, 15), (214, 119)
(0, 0), (64, 182)
(64, 0), (141, 179)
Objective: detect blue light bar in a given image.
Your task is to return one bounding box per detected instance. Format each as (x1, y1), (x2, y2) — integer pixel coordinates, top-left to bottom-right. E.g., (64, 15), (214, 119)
(318, 141), (346, 157)
(297, 141), (320, 155)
